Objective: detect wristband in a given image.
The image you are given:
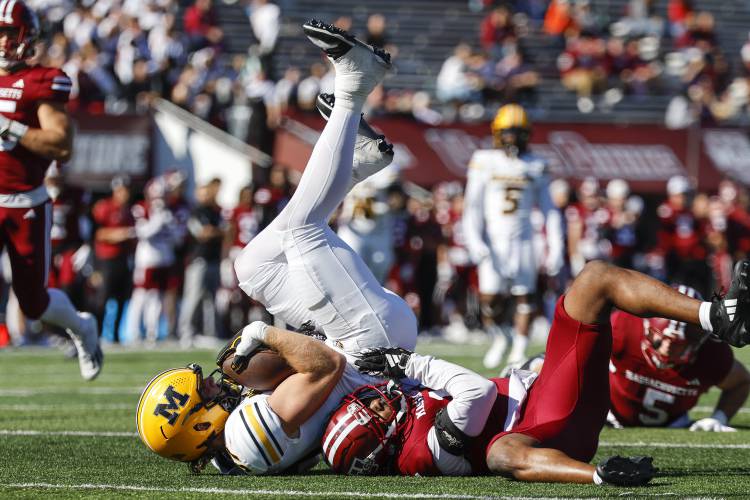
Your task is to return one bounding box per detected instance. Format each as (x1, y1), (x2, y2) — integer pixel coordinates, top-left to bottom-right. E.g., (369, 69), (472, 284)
(6, 120), (28, 140)
(711, 409), (728, 426)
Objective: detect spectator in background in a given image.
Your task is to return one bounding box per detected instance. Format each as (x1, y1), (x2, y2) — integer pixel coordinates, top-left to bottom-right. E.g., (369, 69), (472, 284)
(654, 175), (710, 296)
(602, 179), (642, 269)
(720, 180), (750, 261)
(558, 31), (608, 112)
(179, 178), (226, 347)
(668, 0), (693, 38)
(91, 176), (136, 342)
(436, 43), (476, 104)
(495, 48), (539, 103)
(126, 177), (179, 345)
(46, 166), (90, 310)
(480, 5), (516, 59)
(183, 0), (223, 51)
(544, 0), (578, 37)
(164, 171), (191, 339)
(566, 177), (608, 276)
(247, 0), (280, 75)
(365, 13), (388, 48)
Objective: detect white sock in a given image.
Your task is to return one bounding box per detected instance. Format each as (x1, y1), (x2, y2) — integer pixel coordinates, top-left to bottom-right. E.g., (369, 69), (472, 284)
(699, 301), (713, 332)
(40, 288), (83, 334)
(509, 333), (529, 362)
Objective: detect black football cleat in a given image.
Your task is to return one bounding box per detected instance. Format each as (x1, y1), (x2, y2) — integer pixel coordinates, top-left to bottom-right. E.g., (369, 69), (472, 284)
(316, 93), (394, 184)
(596, 455), (656, 486)
(316, 93), (393, 147)
(710, 260), (750, 347)
(303, 19), (391, 66)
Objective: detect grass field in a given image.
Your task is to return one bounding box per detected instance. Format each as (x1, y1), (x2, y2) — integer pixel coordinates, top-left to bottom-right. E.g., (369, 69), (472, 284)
(2, 340), (750, 499)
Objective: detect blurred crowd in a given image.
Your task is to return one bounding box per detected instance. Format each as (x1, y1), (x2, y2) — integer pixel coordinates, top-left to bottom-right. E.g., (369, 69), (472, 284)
(7, 163), (749, 349)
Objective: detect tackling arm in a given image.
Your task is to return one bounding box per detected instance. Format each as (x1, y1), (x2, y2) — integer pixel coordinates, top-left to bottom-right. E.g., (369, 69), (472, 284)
(11, 101), (73, 161)
(233, 322), (346, 436)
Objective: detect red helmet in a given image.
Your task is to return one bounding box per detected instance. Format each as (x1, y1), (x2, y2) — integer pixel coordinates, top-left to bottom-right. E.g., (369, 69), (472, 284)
(322, 382), (408, 475)
(0, 0), (39, 69)
(641, 285), (708, 369)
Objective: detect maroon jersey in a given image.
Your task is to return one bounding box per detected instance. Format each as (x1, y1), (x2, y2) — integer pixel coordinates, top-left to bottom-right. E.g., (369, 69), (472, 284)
(0, 65), (71, 193)
(608, 310), (733, 426)
(92, 197), (135, 259)
(396, 379), (512, 476)
(655, 201), (706, 260)
(229, 205), (260, 248)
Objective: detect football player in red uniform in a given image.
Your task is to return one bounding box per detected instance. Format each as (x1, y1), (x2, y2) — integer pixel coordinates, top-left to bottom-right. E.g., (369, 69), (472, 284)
(324, 260), (750, 485)
(608, 285), (750, 431)
(0, 1), (101, 379)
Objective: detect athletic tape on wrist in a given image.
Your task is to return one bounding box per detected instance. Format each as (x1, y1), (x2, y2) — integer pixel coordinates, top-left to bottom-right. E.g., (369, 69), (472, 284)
(6, 120), (28, 140)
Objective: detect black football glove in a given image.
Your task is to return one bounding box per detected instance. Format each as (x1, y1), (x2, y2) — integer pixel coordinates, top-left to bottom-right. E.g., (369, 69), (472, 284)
(596, 455), (656, 486)
(354, 347), (412, 379)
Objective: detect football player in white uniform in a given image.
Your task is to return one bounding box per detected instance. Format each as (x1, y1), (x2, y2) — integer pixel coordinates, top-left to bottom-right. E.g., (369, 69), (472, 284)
(137, 20), (413, 474)
(463, 104), (564, 369)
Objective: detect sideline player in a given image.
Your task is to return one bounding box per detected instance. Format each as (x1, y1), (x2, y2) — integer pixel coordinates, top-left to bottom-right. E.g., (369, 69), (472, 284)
(323, 260), (750, 484)
(137, 20), (408, 473)
(0, 1), (100, 379)
(463, 104), (563, 369)
(607, 285), (750, 431)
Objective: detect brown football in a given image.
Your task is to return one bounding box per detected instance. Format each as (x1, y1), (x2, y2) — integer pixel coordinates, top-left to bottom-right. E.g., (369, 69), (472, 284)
(221, 349), (295, 391)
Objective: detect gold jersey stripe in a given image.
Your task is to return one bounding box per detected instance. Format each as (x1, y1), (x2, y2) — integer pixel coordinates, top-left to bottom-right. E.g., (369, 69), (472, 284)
(245, 405), (281, 464)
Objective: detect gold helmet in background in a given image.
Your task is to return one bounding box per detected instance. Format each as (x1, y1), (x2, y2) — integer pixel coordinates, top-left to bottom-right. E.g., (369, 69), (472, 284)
(136, 364), (238, 464)
(491, 103), (531, 156)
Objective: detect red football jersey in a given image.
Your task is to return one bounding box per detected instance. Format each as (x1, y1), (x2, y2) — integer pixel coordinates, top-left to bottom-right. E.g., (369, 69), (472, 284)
(608, 310), (733, 426)
(396, 379), (512, 476)
(229, 205), (260, 248)
(92, 197), (135, 259)
(0, 65), (71, 193)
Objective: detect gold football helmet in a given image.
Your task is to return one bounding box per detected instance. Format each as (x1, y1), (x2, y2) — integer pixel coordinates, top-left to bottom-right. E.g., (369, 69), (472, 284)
(136, 364), (240, 463)
(491, 103), (531, 155)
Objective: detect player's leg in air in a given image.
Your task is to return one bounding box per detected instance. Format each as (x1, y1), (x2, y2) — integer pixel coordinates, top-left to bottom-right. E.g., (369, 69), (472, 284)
(486, 259), (749, 485)
(4, 202), (102, 380)
(233, 21), (417, 358)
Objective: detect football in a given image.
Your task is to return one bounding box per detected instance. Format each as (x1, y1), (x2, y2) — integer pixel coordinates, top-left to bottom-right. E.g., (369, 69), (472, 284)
(221, 348), (295, 391)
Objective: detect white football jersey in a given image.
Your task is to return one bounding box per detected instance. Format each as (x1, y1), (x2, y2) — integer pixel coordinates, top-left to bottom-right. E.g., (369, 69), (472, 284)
(223, 364), (379, 475)
(462, 150), (563, 273)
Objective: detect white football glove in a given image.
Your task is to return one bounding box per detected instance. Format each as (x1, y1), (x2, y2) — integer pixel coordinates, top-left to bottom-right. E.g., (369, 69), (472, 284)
(689, 417), (736, 432)
(230, 321), (269, 373)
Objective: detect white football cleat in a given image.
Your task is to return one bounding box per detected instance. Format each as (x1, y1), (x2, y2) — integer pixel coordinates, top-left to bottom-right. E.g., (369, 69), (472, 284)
(303, 19), (391, 101)
(483, 327), (509, 370)
(68, 312), (103, 381)
(316, 93), (394, 185)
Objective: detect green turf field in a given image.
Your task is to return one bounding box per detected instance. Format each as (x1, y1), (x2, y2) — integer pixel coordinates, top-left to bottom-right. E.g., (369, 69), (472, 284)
(1, 340), (750, 499)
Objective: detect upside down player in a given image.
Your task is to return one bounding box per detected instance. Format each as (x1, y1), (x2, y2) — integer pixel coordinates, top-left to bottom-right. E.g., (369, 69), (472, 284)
(323, 260), (750, 485)
(0, 1), (101, 379)
(136, 20), (413, 473)
(607, 284), (750, 431)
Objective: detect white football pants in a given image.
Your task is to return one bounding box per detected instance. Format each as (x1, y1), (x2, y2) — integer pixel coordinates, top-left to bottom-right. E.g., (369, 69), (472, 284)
(234, 102), (416, 355)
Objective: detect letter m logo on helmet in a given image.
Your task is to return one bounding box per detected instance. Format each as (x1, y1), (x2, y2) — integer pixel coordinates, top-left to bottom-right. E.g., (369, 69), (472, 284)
(154, 385), (189, 425)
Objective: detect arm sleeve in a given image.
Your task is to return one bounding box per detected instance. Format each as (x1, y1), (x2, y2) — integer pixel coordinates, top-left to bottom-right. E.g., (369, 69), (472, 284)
(405, 353), (497, 436)
(462, 163), (490, 264)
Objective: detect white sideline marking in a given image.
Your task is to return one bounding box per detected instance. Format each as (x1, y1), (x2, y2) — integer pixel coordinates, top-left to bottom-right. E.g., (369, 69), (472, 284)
(693, 406), (750, 414)
(0, 403), (131, 411)
(0, 387), (140, 396)
(600, 441), (750, 449)
(2, 430), (750, 450)
(0, 430), (137, 437)
(0, 482), (551, 499)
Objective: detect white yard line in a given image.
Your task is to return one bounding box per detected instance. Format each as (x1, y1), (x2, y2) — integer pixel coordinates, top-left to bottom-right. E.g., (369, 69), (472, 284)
(0, 482), (549, 500)
(2, 429), (749, 450)
(0, 403), (131, 411)
(0, 430), (137, 437)
(0, 387), (141, 396)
